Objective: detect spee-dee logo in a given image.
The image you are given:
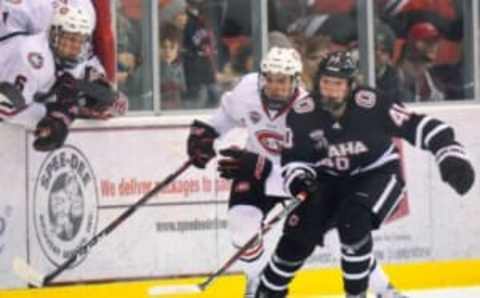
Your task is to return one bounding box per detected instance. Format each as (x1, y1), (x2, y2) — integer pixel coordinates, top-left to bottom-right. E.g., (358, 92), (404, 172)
(34, 145), (98, 267)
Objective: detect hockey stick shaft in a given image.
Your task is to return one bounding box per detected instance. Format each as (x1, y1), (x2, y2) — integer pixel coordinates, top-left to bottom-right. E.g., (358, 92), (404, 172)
(197, 193), (306, 290)
(41, 159), (193, 285)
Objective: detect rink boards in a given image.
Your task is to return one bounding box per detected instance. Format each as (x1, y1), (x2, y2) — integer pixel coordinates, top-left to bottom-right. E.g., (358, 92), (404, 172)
(0, 104), (480, 294)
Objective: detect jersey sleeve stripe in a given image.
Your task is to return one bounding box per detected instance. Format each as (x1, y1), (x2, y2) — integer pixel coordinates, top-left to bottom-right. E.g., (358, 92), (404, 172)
(415, 116), (433, 148)
(352, 144), (399, 174)
(424, 123), (450, 148)
(435, 144), (467, 164)
(281, 162), (316, 178)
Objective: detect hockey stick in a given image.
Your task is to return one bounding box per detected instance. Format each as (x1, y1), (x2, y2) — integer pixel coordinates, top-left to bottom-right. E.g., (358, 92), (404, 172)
(148, 193), (306, 296)
(13, 159), (194, 287)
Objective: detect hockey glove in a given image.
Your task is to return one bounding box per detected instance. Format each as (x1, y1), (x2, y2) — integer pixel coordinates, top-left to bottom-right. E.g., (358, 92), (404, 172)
(53, 73), (79, 104)
(282, 163), (318, 199)
(218, 147), (272, 181)
(77, 78), (117, 110)
(187, 120), (219, 168)
(33, 102), (77, 152)
(0, 82), (27, 117)
(437, 143), (475, 195)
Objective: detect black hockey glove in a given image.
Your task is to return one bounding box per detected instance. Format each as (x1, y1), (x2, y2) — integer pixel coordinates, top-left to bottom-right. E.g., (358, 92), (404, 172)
(187, 120), (219, 168)
(33, 102), (78, 152)
(55, 73), (116, 108)
(54, 73), (79, 103)
(0, 82), (27, 112)
(436, 142), (475, 195)
(282, 163), (318, 199)
(218, 147), (272, 181)
(76, 78), (117, 110)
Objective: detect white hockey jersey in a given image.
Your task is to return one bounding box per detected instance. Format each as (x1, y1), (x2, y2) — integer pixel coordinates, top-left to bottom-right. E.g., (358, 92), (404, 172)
(0, 0), (96, 38)
(64, 55), (106, 80)
(0, 32), (55, 127)
(0, 0), (105, 81)
(209, 73), (310, 165)
(209, 73), (312, 197)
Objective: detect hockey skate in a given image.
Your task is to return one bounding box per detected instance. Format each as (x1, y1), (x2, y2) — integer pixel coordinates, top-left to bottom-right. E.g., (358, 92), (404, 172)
(376, 284), (409, 298)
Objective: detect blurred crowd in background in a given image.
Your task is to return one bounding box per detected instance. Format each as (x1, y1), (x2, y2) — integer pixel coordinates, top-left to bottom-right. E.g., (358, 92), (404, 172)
(114, 0), (470, 112)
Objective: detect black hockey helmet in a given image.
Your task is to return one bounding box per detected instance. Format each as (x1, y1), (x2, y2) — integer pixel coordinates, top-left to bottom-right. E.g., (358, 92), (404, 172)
(313, 51), (357, 96)
(316, 51), (357, 80)
(313, 51), (357, 114)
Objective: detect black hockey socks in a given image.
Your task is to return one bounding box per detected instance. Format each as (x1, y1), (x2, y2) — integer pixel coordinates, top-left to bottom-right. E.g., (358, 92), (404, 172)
(341, 233), (373, 295)
(259, 252), (304, 294)
(338, 203), (374, 295)
(257, 236), (313, 296)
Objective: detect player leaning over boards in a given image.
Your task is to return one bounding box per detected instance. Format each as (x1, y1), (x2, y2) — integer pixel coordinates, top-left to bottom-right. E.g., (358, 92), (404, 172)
(1, 0), (126, 119)
(0, 4), (118, 151)
(0, 0), (116, 82)
(254, 51), (475, 298)
(186, 47), (405, 298)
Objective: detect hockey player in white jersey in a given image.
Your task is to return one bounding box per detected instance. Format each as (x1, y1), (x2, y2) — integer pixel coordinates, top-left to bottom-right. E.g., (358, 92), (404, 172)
(0, 0), (96, 38)
(185, 47), (306, 297)
(0, 0), (124, 118)
(0, 0), (53, 38)
(185, 47), (401, 298)
(0, 4), (97, 151)
(1, 0), (117, 82)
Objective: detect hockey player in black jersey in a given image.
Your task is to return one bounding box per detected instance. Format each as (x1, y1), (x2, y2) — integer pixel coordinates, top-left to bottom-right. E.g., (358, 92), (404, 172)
(255, 51), (475, 298)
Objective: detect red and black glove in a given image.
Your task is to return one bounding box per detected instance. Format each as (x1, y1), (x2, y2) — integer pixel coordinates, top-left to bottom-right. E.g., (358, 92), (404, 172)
(187, 120), (219, 168)
(217, 147), (272, 181)
(33, 102), (78, 152)
(54, 73), (118, 120)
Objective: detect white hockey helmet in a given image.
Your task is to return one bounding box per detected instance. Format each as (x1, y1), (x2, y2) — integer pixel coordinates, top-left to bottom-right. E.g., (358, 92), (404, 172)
(51, 4), (95, 36)
(259, 47), (303, 109)
(50, 4), (95, 67)
(260, 47), (303, 77)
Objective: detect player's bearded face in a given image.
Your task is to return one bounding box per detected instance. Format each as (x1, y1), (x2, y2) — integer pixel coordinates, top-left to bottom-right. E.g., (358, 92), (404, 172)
(55, 31), (89, 62)
(319, 75), (350, 113)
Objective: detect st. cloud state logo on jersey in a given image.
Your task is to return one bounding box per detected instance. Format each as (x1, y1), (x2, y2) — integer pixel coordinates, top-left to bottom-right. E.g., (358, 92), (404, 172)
(33, 145), (98, 267)
(255, 129), (292, 154)
(28, 52), (44, 70)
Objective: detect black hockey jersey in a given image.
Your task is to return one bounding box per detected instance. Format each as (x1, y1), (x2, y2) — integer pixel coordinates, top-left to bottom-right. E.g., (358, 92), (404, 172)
(282, 86), (458, 177)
